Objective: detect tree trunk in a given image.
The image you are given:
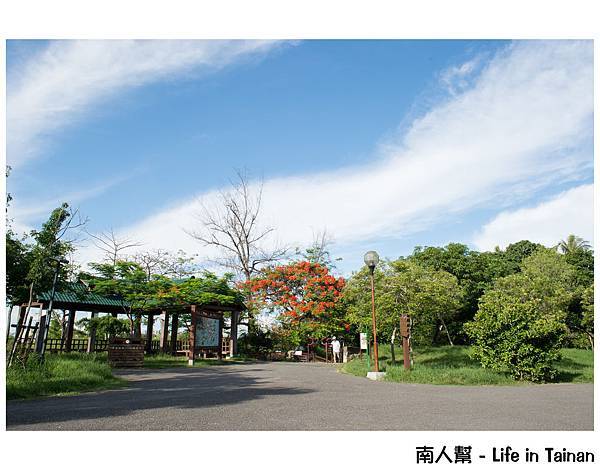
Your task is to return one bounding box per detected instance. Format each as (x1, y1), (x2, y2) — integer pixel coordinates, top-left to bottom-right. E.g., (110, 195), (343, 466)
(134, 313), (142, 339)
(438, 315), (454, 346)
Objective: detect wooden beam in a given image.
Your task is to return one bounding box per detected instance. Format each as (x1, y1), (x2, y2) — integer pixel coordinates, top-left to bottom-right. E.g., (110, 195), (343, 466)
(188, 305), (197, 366)
(170, 313), (179, 356)
(87, 311), (98, 353)
(65, 309), (76, 352)
(229, 310), (238, 358)
(145, 313), (154, 354)
(35, 310), (48, 354)
(160, 311), (169, 353)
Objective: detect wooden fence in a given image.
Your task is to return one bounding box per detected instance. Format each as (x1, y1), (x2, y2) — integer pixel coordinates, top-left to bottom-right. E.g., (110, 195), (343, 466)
(43, 337), (231, 355)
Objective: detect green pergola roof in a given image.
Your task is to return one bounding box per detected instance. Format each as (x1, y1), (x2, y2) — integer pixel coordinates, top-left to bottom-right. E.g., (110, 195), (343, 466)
(36, 278), (245, 314)
(37, 282), (130, 311)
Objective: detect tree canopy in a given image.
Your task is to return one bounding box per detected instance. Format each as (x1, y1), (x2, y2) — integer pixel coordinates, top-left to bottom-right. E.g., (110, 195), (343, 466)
(466, 249), (576, 381)
(244, 261), (346, 345)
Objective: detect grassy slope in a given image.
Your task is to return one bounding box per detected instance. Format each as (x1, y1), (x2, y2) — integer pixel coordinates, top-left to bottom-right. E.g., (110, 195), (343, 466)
(341, 345), (593, 385)
(7, 353), (126, 400)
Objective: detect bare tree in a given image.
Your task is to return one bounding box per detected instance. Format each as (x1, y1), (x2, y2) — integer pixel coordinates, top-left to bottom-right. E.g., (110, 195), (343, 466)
(86, 228), (142, 266)
(187, 170), (288, 282)
(131, 249), (199, 281)
(187, 170), (288, 332)
(299, 228), (340, 267)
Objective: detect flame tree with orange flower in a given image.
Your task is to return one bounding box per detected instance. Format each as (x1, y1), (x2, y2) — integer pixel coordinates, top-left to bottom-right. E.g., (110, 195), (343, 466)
(243, 261), (346, 345)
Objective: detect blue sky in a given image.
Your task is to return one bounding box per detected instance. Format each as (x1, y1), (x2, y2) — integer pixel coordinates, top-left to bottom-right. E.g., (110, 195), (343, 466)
(6, 40), (594, 276)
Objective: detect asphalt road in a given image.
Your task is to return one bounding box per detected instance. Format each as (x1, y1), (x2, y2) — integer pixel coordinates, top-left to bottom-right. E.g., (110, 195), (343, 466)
(6, 362), (593, 430)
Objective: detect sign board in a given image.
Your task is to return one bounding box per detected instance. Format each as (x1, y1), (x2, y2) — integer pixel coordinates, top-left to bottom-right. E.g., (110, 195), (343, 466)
(360, 332), (368, 350)
(400, 315), (410, 337)
(195, 316), (220, 347)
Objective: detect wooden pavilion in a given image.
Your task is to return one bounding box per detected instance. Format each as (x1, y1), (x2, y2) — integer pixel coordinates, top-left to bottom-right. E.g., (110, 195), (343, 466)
(13, 280), (246, 359)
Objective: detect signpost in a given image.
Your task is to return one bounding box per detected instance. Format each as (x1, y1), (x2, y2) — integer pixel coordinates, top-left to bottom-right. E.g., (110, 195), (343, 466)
(400, 314), (411, 370)
(188, 305), (223, 366)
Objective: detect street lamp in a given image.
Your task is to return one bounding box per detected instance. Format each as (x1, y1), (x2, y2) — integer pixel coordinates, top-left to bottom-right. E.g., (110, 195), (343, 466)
(36, 256), (69, 359)
(364, 250), (380, 373)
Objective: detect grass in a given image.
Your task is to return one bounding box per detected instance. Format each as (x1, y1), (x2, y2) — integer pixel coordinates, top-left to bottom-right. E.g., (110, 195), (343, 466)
(142, 353), (254, 368)
(6, 352), (127, 400)
(341, 345), (593, 386)
(6, 351), (255, 399)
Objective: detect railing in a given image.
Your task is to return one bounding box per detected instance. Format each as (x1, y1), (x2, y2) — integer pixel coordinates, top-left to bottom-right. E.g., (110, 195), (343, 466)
(43, 337), (232, 355)
(45, 338), (109, 352)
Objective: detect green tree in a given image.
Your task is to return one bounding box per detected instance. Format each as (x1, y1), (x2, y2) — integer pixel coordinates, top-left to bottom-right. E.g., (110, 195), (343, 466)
(466, 250), (575, 381)
(563, 249), (594, 287)
(580, 285), (594, 349)
(6, 231), (33, 305)
(409, 243), (512, 342)
(84, 262), (243, 338)
(84, 261), (170, 337)
(503, 240), (545, 269)
(77, 315), (130, 340)
(566, 284), (594, 349)
(26, 204), (81, 299)
(343, 260), (462, 347)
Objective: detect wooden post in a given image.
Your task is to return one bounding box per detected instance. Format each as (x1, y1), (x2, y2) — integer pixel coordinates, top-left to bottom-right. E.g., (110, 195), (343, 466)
(59, 310), (67, 350)
(145, 313), (154, 354)
(65, 309), (76, 352)
(21, 316), (35, 356)
(6, 303), (13, 342)
(35, 309), (48, 354)
(188, 305), (197, 366)
(87, 311), (98, 353)
(170, 313), (179, 356)
(13, 305), (27, 345)
(217, 315), (223, 360)
(229, 310), (238, 358)
(401, 315), (411, 371)
(160, 311), (169, 353)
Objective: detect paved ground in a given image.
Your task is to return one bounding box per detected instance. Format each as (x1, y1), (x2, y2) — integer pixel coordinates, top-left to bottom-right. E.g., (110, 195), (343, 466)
(6, 362), (593, 430)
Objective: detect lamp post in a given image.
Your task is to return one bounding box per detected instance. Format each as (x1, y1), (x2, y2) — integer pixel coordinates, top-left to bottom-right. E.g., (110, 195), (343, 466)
(364, 250), (380, 373)
(36, 256), (68, 360)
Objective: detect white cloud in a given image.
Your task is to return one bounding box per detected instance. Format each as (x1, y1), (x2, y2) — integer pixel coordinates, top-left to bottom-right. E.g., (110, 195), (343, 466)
(71, 41), (593, 266)
(7, 40), (282, 167)
(440, 56), (482, 95)
(472, 184), (593, 251)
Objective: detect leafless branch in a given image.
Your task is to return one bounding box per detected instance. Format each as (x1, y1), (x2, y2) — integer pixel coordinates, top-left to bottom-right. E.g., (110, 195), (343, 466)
(85, 228), (143, 265)
(186, 169), (288, 281)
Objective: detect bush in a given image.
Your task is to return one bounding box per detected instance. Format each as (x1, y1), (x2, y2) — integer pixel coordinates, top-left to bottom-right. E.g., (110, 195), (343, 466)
(465, 250), (574, 382)
(238, 330), (274, 357)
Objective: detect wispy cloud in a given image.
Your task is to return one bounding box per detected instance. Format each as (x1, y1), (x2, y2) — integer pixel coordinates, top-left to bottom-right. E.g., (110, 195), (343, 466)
(11, 175), (125, 219)
(75, 41), (592, 266)
(7, 40), (282, 167)
(439, 55), (482, 96)
(472, 184), (593, 251)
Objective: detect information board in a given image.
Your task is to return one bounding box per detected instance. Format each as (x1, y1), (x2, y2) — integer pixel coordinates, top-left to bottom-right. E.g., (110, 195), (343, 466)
(195, 316), (220, 347)
(360, 332), (368, 350)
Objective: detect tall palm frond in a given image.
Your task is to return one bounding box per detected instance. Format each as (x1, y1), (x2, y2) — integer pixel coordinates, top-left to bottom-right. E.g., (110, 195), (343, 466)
(557, 234), (592, 254)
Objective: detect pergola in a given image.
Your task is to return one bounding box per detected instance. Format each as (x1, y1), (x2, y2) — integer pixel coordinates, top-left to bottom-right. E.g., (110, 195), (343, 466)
(140, 302), (245, 359)
(15, 280), (245, 358)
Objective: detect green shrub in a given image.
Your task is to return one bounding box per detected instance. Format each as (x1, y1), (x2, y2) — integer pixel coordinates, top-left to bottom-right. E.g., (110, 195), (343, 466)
(465, 250), (574, 382)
